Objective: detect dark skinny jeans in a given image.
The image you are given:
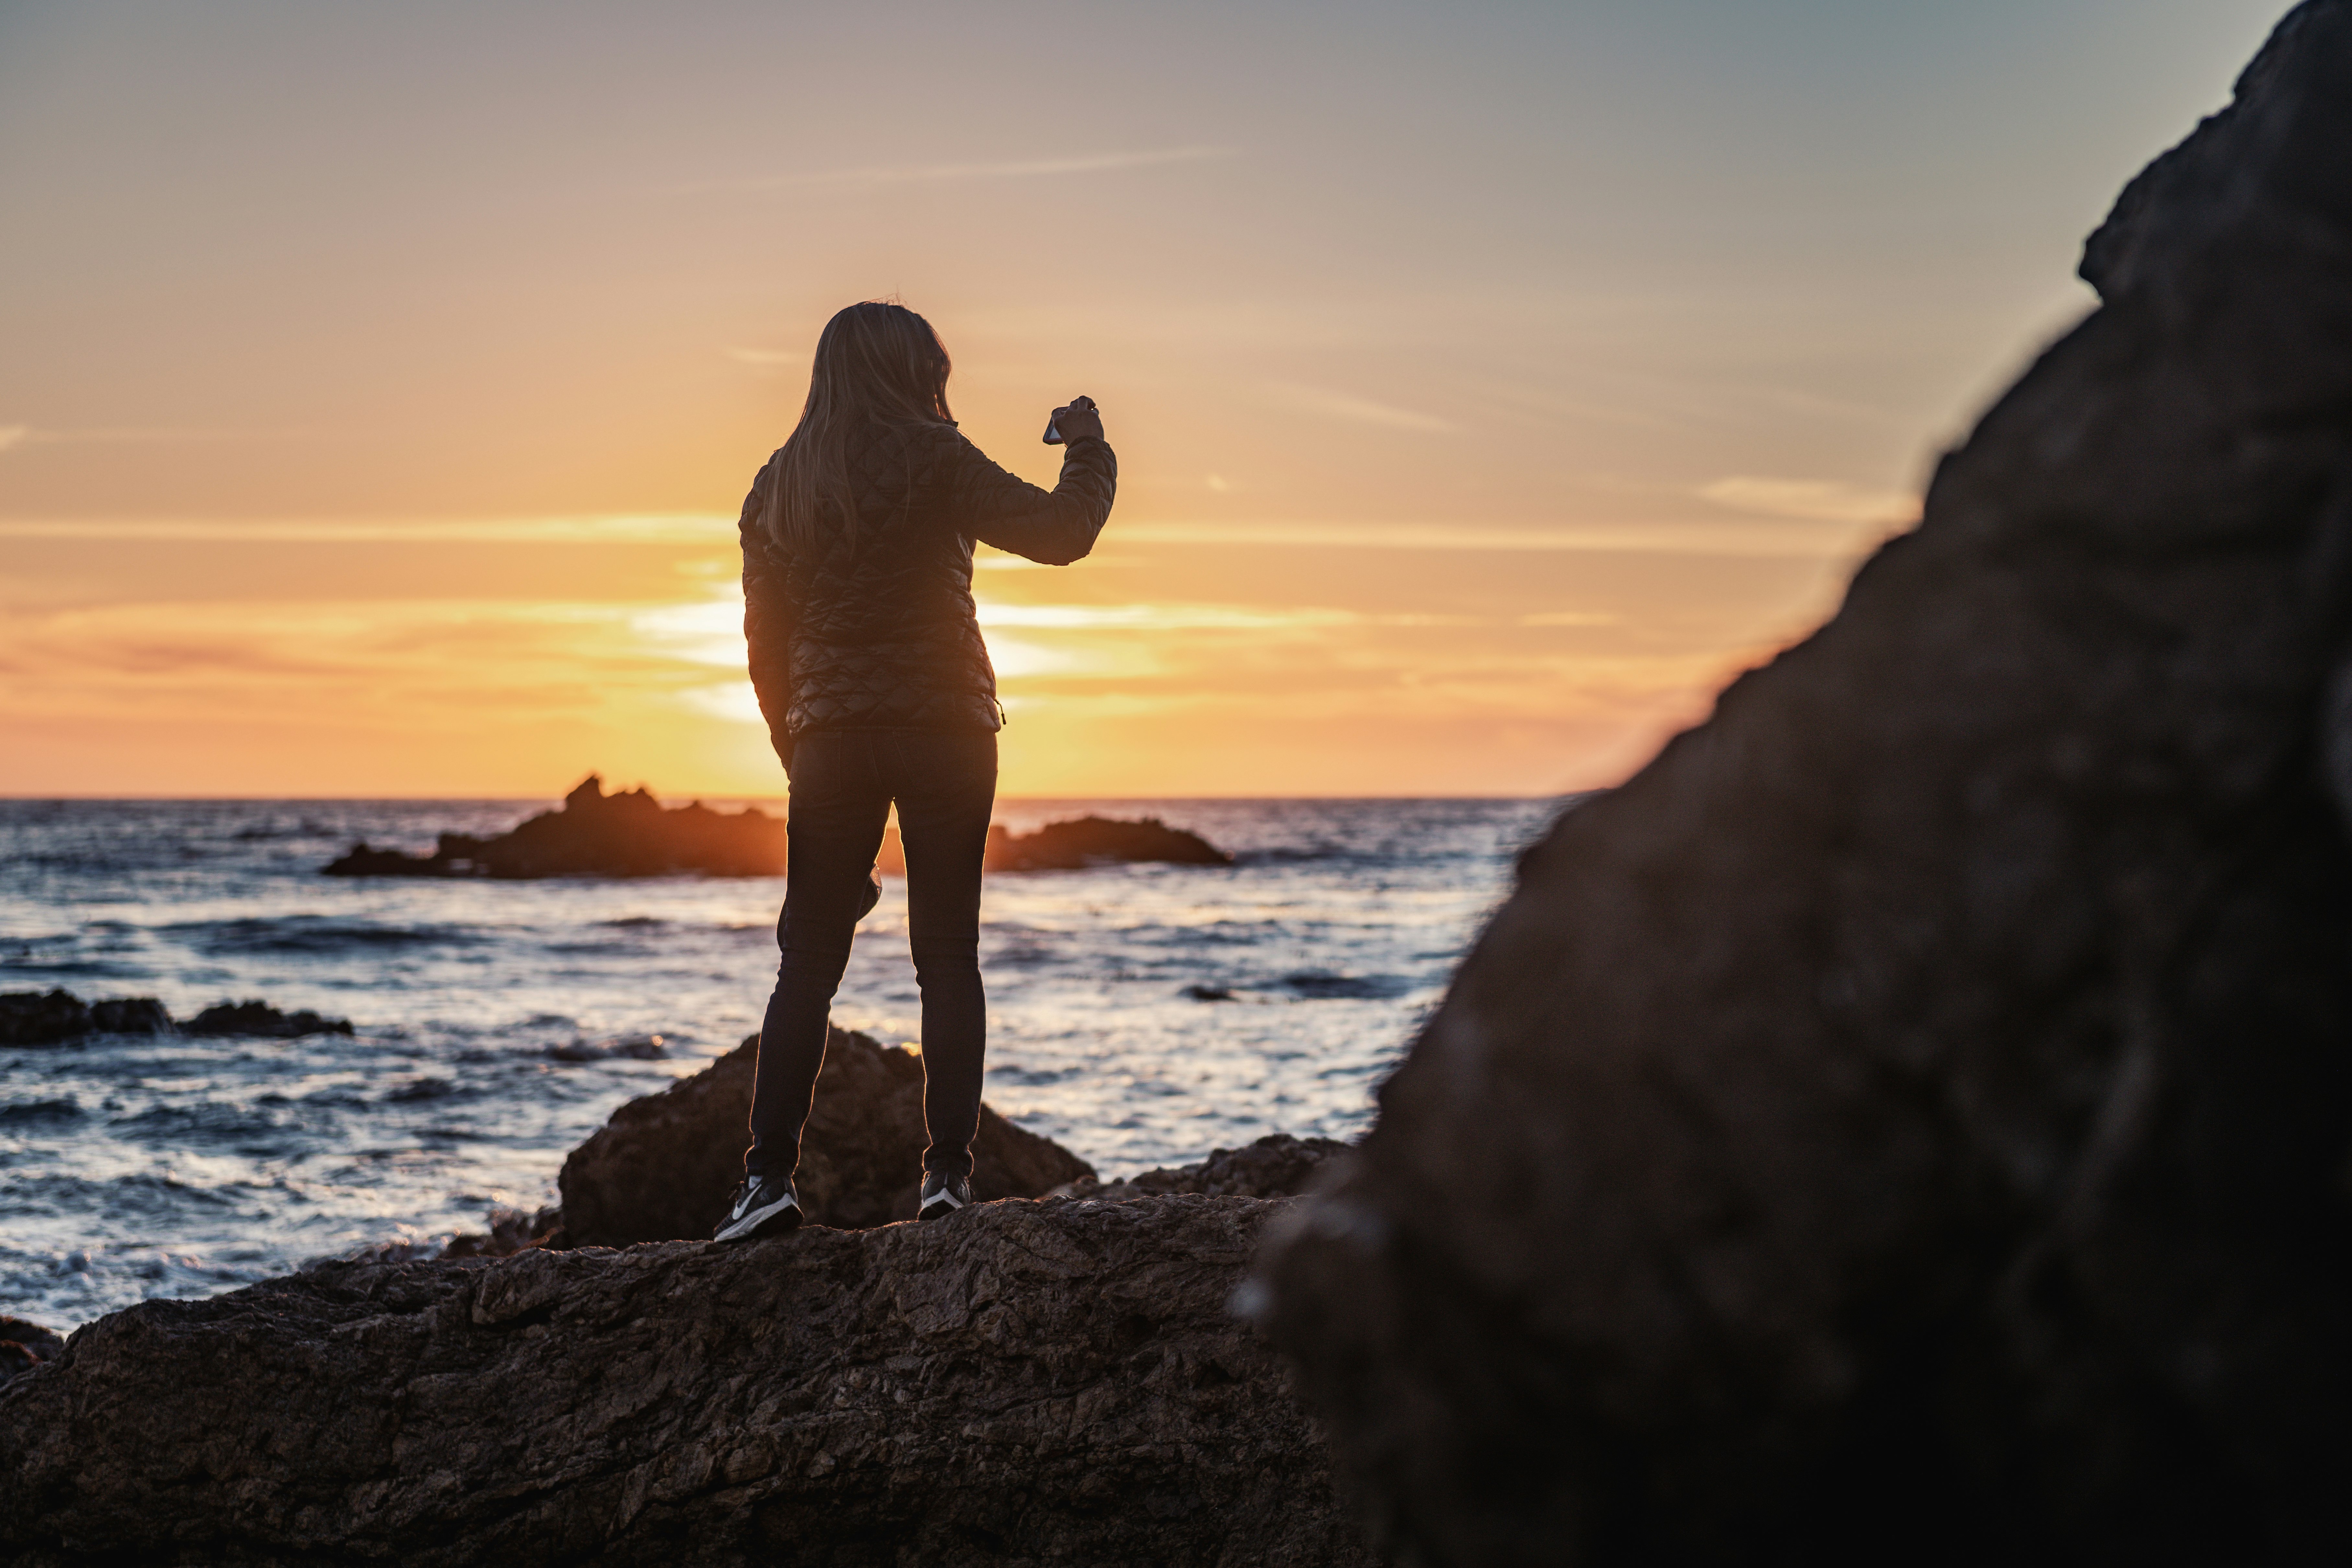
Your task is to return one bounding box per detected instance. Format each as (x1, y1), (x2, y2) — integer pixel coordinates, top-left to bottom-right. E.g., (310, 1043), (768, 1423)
(747, 728), (997, 1182)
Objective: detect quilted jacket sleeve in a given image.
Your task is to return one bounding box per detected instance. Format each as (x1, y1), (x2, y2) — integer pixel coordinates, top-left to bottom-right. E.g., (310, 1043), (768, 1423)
(737, 457), (798, 767)
(930, 428), (1117, 565)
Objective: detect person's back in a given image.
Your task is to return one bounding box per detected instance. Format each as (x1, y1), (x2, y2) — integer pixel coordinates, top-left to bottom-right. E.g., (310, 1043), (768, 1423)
(715, 300), (1114, 1242)
(740, 415), (1114, 739)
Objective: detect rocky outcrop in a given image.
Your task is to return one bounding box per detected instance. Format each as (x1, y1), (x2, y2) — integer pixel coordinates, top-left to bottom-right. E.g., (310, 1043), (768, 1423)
(325, 780), (1224, 881)
(1256, 10), (2352, 1566)
(324, 775), (790, 878)
(1055, 1133), (1348, 1202)
(0, 990), (171, 1045)
(558, 1027), (1096, 1242)
(0, 990), (343, 1045)
(184, 999), (354, 1039)
(0, 1198), (1369, 1567)
(984, 814), (1231, 872)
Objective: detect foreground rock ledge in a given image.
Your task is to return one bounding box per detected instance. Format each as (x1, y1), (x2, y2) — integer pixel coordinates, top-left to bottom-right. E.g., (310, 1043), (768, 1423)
(0, 1197), (1368, 1568)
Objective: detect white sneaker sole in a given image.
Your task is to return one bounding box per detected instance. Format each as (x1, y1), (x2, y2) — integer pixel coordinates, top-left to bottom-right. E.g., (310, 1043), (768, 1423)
(715, 1194), (802, 1242)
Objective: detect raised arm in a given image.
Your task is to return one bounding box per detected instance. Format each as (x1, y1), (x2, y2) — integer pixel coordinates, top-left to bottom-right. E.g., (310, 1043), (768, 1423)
(737, 457), (800, 767)
(931, 422), (1117, 566)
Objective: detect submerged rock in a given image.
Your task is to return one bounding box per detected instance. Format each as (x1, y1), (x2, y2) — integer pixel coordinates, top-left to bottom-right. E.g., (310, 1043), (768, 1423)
(184, 999), (353, 1039)
(0, 990), (171, 1046)
(1055, 1133), (1350, 1202)
(323, 775), (790, 879)
(0, 1199), (1370, 1567)
(557, 1026), (1095, 1243)
(1259, 11), (2352, 1565)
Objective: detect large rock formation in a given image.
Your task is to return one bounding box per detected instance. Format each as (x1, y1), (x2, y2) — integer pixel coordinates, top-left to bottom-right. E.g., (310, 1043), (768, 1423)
(558, 1026), (1096, 1241)
(325, 775), (790, 878)
(1258, 8), (2352, 1565)
(0, 1199), (1370, 1567)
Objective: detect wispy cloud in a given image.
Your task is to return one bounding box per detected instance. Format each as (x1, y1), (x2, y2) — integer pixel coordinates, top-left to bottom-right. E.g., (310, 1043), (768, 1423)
(684, 145), (1234, 194)
(0, 426), (26, 453)
(1268, 384), (1457, 434)
(1697, 476), (1920, 526)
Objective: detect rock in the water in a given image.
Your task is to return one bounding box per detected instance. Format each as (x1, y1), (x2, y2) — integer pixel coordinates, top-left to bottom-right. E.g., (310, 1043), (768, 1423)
(558, 1026), (1095, 1242)
(1056, 1133), (1349, 1202)
(184, 999), (353, 1039)
(323, 774), (790, 878)
(0, 989), (92, 1045)
(870, 814), (1233, 875)
(0, 1199), (1369, 1567)
(1259, 11), (2352, 1565)
(0, 990), (171, 1045)
(984, 814), (1232, 872)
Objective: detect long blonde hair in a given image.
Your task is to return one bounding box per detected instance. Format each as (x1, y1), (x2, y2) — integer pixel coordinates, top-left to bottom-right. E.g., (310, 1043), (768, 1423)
(765, 301), (954, 552)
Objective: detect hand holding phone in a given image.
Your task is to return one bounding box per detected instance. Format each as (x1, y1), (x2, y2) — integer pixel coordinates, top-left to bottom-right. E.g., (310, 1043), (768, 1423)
(1043, 395), (1102, 445)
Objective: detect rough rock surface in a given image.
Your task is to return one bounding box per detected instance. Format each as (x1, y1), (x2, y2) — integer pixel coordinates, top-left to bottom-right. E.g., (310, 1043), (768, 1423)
(1055, 1133), (1349, 1202)
(1259, 10), (2352, 1565)
(559, 1027), (1096, 1242)
(0, 1198), (1369, 1567)
(324, 774), (790, 878)
(0, 990), (172, 1045)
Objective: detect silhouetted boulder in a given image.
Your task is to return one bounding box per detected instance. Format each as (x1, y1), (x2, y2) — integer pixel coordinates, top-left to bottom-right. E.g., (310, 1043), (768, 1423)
(184, 999), (353, 1039)
(1, 990), (171, 1045)
(985, 814), (1232, 872)
(1055, 1133), (1349, 1202)
(1257, 12), (2352, 1565)
(0, 1201), (1371, 1567)
(0, 990), (92, 1045)
(323, 775), (790, 879)
(557, 1026), (1095, 1242)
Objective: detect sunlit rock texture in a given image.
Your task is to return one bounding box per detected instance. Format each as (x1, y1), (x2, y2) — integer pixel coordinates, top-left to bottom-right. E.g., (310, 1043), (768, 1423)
(1258, 6), (2352, 1564)
(0, 1200), (1369, 1567)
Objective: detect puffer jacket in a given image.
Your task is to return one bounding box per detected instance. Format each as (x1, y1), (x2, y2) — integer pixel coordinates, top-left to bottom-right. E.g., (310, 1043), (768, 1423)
(738, 418), (1116, 760)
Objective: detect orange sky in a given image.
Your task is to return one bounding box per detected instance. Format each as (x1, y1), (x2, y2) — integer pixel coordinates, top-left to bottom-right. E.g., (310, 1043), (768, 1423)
(0, 1), (2290, 797)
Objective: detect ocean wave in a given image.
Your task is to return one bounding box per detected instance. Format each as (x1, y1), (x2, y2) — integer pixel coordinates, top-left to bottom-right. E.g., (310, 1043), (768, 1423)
(167, 916), (490, 956)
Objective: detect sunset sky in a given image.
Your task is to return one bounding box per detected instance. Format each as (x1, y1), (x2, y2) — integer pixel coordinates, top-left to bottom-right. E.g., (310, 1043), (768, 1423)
(0, 0), (2293, 798)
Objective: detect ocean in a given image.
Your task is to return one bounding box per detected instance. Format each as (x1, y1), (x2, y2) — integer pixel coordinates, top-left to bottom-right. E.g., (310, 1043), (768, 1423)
(0, 795), (1565, 1331)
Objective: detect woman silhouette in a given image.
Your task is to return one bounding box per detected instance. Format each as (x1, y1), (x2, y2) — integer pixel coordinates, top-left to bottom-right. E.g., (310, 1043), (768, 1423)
(715, 300), (1114, 1241)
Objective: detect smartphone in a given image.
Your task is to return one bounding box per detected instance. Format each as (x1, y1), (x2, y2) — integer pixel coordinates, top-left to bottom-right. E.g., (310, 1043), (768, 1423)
(1042, 395), (1095, 445)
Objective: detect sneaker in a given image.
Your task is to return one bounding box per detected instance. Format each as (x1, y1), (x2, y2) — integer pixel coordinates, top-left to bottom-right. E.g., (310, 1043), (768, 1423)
(917, 1170), (972, 1222)
(714, 1173), (802, 1242)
